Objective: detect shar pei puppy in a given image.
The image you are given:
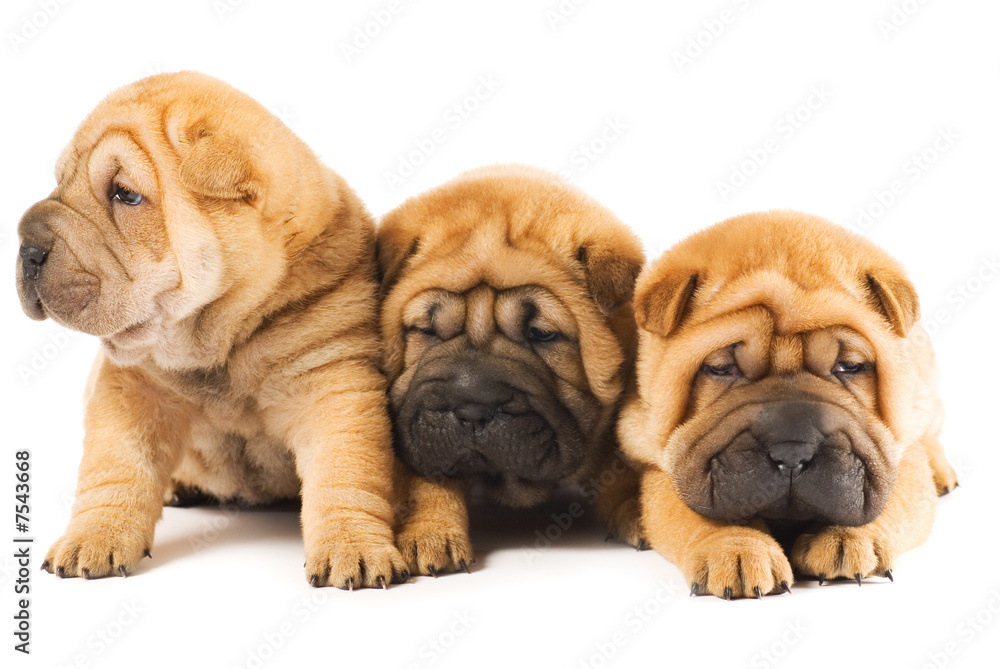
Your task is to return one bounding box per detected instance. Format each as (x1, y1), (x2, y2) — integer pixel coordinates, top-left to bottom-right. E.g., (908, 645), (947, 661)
(378, 165), (646, 575)
(618, 211), (957, 599)
(15, 72), (406, 588)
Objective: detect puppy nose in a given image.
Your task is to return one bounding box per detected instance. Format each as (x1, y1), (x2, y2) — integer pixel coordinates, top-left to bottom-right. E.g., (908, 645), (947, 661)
(19, 244), (50, 280)
(767, 441), (817, 474)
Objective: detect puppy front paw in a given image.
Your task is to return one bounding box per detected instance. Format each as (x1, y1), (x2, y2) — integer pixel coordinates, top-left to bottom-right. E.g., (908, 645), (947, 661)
(43, 517), (153, 579)
(790, 526), (894, 584)
(304, 518), (407, 589)
(396, 519), (473, 577)
(603, 495), (646, 549)
(682, 526), (793, 599)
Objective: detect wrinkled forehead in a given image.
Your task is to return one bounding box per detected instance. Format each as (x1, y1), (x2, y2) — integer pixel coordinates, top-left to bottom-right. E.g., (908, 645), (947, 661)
(54, 102), (171, 187)
(394, 228), (585, 311)
(402, 283), (577, 330)
(688, 270), (878, 339)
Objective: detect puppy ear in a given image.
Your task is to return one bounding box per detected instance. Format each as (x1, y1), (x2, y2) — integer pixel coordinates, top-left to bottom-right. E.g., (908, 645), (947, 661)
(634, 271), (699, 337)
(865, 271), (920, 337)
(577, 245), (643, 315)
(376, 230), (420, 294)
(178, 124), (261, 201)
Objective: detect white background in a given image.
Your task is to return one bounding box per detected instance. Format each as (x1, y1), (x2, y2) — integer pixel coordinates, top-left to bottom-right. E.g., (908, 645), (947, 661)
(2, 1), (999, 668)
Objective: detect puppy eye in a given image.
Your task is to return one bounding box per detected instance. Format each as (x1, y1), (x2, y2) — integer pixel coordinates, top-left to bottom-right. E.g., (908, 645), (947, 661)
(701, 363), (738, 377)
(832, 360), (872, 375)
(111, 184), (143, 206)
(409, 326), (437, 339)
(527, 327), (559, 343)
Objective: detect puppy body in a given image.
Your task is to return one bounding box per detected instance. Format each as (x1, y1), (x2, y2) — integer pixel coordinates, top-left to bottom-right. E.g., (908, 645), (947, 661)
(619, 211), (956, 598)
(16, 72), (403, 587)
(378, 165), (645, 574)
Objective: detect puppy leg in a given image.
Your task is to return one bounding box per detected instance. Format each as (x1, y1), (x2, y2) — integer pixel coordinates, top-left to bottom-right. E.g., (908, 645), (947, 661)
(394, 465), (472, 576)
(923, 435), (958, 496)
(791, 440), (938, 582)
(592, 455), (645, 548)
(276, 367), (406, 589)
(642, 468), (793, 599)
(44, 358), (186, 578)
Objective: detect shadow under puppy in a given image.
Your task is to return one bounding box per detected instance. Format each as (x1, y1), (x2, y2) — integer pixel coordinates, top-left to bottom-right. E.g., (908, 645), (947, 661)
(619, 211), (957, 599)
(377, 165), (646, 575)
(15, 72), (405, 588)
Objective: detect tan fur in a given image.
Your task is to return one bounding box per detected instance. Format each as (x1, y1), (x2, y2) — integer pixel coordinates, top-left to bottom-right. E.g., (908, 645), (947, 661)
(16, 72), (404, 587)
(378, 165), (646, 575)
(619, 210), (956, 599)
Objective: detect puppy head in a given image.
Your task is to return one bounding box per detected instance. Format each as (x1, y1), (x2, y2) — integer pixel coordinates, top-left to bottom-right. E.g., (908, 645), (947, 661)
(620, 210), (923, 526)
(16, 71), (331, 368)
(379, 165), (644, 506)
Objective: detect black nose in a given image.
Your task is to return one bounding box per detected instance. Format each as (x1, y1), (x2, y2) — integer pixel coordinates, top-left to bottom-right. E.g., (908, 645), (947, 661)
(767, 441), (817, 473)
(447, 361), (512, 429)
(755, 400), (826, 475)
(19, 244), (49, 280)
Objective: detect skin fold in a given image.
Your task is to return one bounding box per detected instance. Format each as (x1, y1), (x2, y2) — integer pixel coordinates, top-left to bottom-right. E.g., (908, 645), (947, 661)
(618, 211), (957, 599)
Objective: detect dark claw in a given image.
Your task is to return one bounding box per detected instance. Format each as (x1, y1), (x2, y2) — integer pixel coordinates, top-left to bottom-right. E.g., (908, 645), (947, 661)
(884, 569), (894, 582)
(690, 583), (700, 597)
(855, 573), (863, 587)
(817, 574), (826, 586)
(56, 567), (65, 578)
(81, 568), (91, 580)
(459, 560), (470, 574)
(781, 581), (791, 594)
(753, 587), (763, 600)
(376, 575), (386, 590)
(636, 539), (648, 552)
(723, 587), (732, 601)
(400, 570), (411, 583)
(309, 574), (321, 588)
(143, 549), (151, 559)
(118, 566), (127, 578)
(427, 565), (438, 578)
(604, 533), (613, 543)
(40, 560), (50, 573)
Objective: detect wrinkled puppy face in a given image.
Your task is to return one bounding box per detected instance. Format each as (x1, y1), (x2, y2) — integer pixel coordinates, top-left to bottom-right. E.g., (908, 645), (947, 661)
(379, 166), (645, 507)
(391, 283), (602, 507)
(17, 129), (181, 356)
(672, 323), (894, 527)
(628, 211), (922, 528)
(15, 72), (298, 368)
